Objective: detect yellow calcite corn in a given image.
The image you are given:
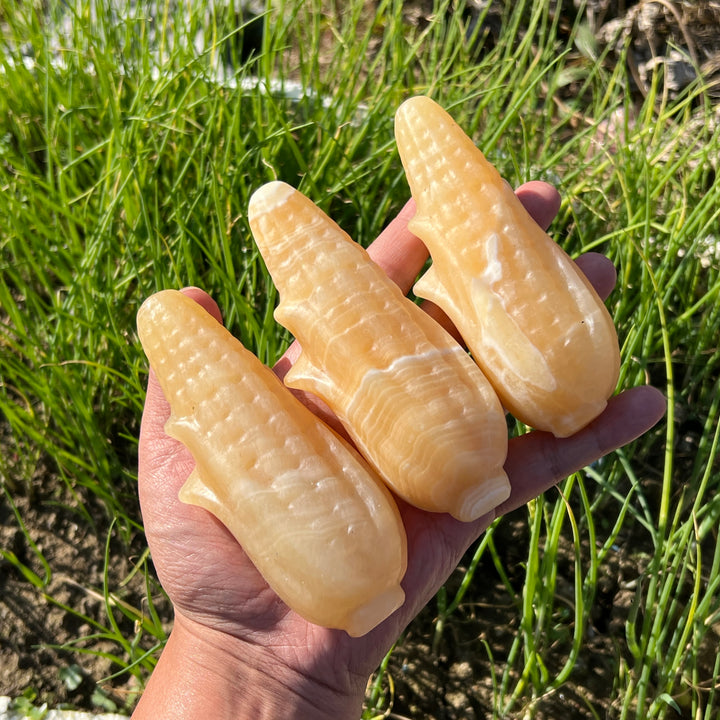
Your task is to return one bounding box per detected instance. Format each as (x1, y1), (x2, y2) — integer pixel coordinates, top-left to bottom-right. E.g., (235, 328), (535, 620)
(395, 96), (621, 437)
(137, 289), (407, 637)
(248, 181), (510, 522)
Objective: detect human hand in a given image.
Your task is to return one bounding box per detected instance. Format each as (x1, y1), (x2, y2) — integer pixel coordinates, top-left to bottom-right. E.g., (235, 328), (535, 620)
(133, 182), (666, 720)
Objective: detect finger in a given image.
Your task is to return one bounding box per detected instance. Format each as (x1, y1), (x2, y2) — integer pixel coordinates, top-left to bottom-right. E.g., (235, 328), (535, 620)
(365, 198), (427, 295)
(496, 385), (667, 515)
(515, 180), (562, 231)
(180, 286), (223, 323)
(574, 252), (617, 302)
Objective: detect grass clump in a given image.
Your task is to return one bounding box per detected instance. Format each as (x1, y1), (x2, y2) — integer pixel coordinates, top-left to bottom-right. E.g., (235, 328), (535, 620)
(1, 0), (719, 716)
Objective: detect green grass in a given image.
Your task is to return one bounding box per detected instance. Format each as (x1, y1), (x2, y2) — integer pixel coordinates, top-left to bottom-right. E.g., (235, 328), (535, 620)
(1, 0), (719, 717)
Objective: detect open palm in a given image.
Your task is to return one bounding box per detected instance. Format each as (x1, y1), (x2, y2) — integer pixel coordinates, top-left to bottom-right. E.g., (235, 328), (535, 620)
(136, 182), (666, 714)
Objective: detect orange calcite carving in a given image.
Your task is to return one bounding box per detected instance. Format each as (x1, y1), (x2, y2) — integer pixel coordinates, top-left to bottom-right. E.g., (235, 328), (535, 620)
(137, 289), (407, 636)
(248, 181), (510, 521)
(395, 96), (621, 437)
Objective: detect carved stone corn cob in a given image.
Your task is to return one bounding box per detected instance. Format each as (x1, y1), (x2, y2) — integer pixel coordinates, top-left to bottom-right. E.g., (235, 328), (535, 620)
(395, 96), (621, 438)
(137, 289), (407, 637)
(248, 181), (510, 522)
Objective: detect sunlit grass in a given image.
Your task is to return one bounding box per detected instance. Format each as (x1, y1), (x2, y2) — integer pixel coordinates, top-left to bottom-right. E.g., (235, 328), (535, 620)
(1, 0), (719, 717)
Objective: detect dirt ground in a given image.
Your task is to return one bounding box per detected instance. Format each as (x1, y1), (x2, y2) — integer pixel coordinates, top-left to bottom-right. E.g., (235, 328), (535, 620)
(5, 487), (716, 718)
(2, 0), (719, 716)
(0, 489), (654, 716)
(0, 490), (164, 712)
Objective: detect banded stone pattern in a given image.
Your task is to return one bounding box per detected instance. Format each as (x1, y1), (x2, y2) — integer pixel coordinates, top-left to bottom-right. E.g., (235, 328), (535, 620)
(137, 289), (407, 637)
(249, 181), (510, 522)
(395, 95), (621, 437)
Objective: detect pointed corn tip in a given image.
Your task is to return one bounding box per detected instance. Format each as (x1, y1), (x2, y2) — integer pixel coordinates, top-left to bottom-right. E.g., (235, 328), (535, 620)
(136, 289), (181, 340)
(396, 94), (435, 119)
(249, 180), (295, 220)
(138, 287), (184, 313)
(395, 95), (449, 137)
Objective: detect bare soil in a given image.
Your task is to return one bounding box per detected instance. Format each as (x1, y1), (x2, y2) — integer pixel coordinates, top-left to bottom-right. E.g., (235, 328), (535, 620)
(0, 490), (649, 717)
(0, 489), (166, 712)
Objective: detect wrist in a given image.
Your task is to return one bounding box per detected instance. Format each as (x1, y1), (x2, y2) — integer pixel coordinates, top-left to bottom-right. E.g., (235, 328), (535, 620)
(132, 614), (365, 720)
